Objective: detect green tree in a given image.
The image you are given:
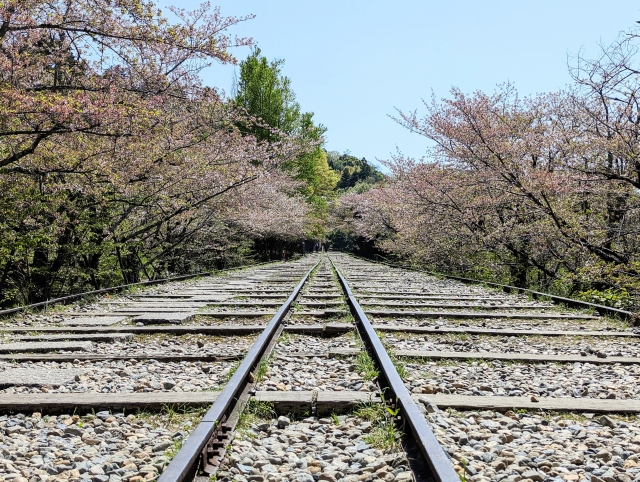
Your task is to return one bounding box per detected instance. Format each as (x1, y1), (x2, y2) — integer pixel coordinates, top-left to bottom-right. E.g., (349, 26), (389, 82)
(234, 49), (336, 208)
(327, 152), (384, 190)
(234, 48), (301, 142)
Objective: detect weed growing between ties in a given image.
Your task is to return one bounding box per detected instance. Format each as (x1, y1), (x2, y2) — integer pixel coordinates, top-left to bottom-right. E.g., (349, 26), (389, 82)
(457, 459), (469, 482)
(354, 402), (403, 451)
(134, 404), (208, 431)
(164, 438), (184, 459)
(237, 399), (276, 438)
(278, 331), (294, 345)
(221, 353), (274, 385)
(253, 355), (273, 381)
(354, 349), (379, 381)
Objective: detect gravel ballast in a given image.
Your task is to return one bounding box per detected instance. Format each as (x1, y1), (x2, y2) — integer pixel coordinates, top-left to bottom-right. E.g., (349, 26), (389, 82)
(0, 409), (201, 482)
(425, 408), (640, 482)
(217, 414), (413, 482)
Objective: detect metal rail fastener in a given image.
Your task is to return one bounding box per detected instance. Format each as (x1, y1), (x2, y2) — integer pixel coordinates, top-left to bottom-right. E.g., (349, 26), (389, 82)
(331, 259), (460, 482)
(158, 261), (319, 482)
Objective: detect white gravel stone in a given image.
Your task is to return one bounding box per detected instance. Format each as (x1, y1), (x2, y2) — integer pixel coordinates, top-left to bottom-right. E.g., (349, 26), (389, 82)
(405, 359), (640, 399)
(0, 359), (233, 394)
(423, 409), (640, 482)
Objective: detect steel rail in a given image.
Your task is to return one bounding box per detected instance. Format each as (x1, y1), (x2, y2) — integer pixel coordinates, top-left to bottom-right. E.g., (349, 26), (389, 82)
(330, 258), (460, 482)
(158, 260), (319, 482)
(0, 260), (279, 318)
(350, 253), (636, 322)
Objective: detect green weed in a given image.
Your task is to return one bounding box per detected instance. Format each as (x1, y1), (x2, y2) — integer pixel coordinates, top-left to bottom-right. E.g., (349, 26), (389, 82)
(364, 421), (400, 451)
(278, 332), (294, 345)
(236, 399), (276, 437)
(164, 438), (184, 458)
(354, 402), (403, 451)
(355, 350), (379, 381)
(354, 402), (385, 423)
(223, 360), (241, 383)
(458, 459), (468, 482)
(254, 356), (272, 382)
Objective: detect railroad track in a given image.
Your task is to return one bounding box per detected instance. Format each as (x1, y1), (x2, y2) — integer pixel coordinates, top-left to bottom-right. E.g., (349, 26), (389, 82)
(0, 254), (638, 482)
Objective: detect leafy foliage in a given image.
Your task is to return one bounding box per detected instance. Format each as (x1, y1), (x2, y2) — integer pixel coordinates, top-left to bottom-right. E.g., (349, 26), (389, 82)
(234, 48), (305, 142)
(353, 402), (403, 451)
(327, 152), (384, 190)
(0, 1), (312, 307)
(337, 24), (640, 310)
(233, 48), (339, 237)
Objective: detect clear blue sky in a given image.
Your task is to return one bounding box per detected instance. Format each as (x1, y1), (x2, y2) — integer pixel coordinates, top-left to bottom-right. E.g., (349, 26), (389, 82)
(161, 0), (638, 169)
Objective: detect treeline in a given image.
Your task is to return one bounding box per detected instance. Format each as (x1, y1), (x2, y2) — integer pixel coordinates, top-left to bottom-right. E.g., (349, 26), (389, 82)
(327, 153), (385, 191)
(233, 48), (385, 235)
(336, 26), (640, 310)
(0, 0), (384, 308)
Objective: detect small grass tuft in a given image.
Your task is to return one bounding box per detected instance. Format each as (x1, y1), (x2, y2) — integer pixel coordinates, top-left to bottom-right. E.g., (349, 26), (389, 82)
(237, 399), (276, 438)
(164, 438), (184, 458)
(254, 355), (273, 382)
(223, 360), (242, 383)
(354, 402), (403, 451)
(354, 402), (384, 422)
(458, 459), (468, 482)
(355, 350), (379, 381)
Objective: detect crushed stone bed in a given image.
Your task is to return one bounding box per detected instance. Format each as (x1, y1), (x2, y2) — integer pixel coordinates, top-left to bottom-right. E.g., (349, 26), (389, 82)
(368, 316), (626, 332)
(405, 359), (640, 399)
(217, 414), (412, 482)
(0, 334), (258, 357)
(383, 333), (640, 357)
(426, 408), (640, 482)
(276, 333), (356, 355)
(257, 357), (376, 393)
(93, 333), (257, 356)
(0, 359), (233, 394)
(0, 408), (202, 481)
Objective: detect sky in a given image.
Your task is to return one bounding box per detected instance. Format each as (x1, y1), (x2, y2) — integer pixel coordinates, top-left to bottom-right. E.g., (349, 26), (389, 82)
(160, 0), (639, 169)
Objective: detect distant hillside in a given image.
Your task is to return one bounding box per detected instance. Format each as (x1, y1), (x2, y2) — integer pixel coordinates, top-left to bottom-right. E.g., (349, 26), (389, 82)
(326, 151), (385, 191)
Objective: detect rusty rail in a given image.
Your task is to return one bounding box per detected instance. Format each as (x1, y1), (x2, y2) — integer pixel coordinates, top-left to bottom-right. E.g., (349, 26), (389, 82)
(157, 260), (319, 481)
(330, 258), (460, 482)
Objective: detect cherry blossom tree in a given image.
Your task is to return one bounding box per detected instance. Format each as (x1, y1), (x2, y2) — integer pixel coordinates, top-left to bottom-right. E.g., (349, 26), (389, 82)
(0, 0), (253, 169)
(341, 76), (640, 301)
(0, 1), (317, 305)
